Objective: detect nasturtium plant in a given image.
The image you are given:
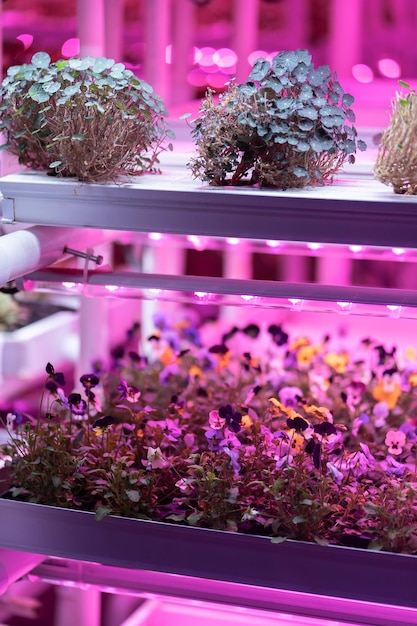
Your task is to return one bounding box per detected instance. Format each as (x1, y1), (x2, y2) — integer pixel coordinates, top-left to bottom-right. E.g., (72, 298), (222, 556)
(0, 52), (173, 182)
(189, 49), (366, 188)
(374, 81), (417, 194)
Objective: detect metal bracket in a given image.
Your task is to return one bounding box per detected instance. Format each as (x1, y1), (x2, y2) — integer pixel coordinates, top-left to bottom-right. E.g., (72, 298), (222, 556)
(0, 197), (16, 224)
(63, 246), (103, 266)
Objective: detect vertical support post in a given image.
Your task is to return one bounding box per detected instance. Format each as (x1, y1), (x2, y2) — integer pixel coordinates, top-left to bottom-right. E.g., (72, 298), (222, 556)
(144, 0), (171, 103)
(76, 0), (105, 57)
(285, 0), (307, 49)
(328, 0), (362, 77)
(233, 0), (259, 83)
(221, 240), (252, 320)
(54, 587), (101, 626)
(280, 255), (309, 283)
(316, 255), (351, 286)
(171, 0), (194, 105)
(104, 0), (123, 61)
(140, 238), (185, 355)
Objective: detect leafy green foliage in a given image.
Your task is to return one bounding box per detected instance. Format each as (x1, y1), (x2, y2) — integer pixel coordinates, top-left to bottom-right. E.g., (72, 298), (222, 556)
(189, 49), (366, 188)
(0, 52), (172, 182)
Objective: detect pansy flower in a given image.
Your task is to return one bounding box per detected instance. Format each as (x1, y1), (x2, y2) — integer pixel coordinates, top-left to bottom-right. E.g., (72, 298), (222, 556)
(372, 401), (389, 428)
(286, 429), (305, 454)
(313, 421), (338, 443)
(304, 404), (333, 423)
(241, 414), (253, 428)
(242, 352), (261, 373)
(372, 369), (402, 409)
(278, 386), (303, 408)
(345, 380), (367, 411)
(324, 351), (349, 374)
(385, 430), (406, 455)
(92, 415), (115, 435)
(80, 373), (100, 390)
(218, 404), (242, 433)
(408, 371), (417, 387)
(144, 446), (169, 470)
(68, 393), (87, 416)
(268, 324), (289, 346)
(286, 414), (310, 433)
(205, 427), (224, 451)
(46, 362), (65, 387)
(296, 344), (320, 368)
(209, 410), (226, 430)
(209, 344), (231, 370)
(117, 379), (141, 403)
(352, 412), (369, 437)
(6, 413), (16, 431)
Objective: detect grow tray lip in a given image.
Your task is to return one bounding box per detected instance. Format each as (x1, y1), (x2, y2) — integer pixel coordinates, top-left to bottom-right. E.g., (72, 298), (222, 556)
(0, 483), (417, 613)
(2, 166), (417, 248)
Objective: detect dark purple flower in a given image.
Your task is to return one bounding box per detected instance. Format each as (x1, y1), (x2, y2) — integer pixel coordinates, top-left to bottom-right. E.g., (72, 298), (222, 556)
(80, 373), (100, 389)
(268, 324), (289, 346)
(314, 422), (337, 437)
(68, 393), (87, 415)
(45, 362), (66, 387)
(209, 344), (229, 355)
(205, 428), (223, 451)
(286, 415), (310, 432)
(218, 404), (242, 433)
(118, 379), (141, 403)
(242, 323), (260, 338)
(92, 415), (115, 435)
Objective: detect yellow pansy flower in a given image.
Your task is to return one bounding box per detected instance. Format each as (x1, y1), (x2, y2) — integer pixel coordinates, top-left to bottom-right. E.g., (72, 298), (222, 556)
(408, 372), (417, 387)
(241, 414), (253, 428)
(296, 344), (320, 367)
(324, 351), (349, 374)
(372, 376), (402, 409)
(290, 336), (310, 351)
(286, 429), (305, 454)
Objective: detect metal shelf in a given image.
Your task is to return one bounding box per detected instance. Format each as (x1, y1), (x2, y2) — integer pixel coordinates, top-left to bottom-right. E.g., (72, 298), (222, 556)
(1, 495), (417, 626)
(1, 153), (417, 248)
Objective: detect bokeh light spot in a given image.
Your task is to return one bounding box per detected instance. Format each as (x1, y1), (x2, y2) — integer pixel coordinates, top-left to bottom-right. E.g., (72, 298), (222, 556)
(16, 33), (33, 50)
(352, 63), (374, 83)
(61, 38), (80, 58)
(213, 48), (237, 68)
(378, 58), (401, 79)
(248, 50), (269, 66)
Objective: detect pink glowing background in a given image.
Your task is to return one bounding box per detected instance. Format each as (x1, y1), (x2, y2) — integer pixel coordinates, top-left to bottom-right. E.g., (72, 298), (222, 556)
(1, 0), (416, 127)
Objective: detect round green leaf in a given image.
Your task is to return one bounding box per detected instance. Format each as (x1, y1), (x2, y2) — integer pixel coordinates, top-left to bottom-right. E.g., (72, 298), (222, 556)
(42, 81), (61, 94)
(125, 489), (140, 502)
(28, 84), (50, 103)
(31, 51), (51, 69)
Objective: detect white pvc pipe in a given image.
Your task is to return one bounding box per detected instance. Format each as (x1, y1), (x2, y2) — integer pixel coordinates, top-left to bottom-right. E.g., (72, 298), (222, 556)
(0, 226), (77, 287)
(0, 549), (44, 596)
(77, 0), (105, 57)
(0, 226), (115, 288)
